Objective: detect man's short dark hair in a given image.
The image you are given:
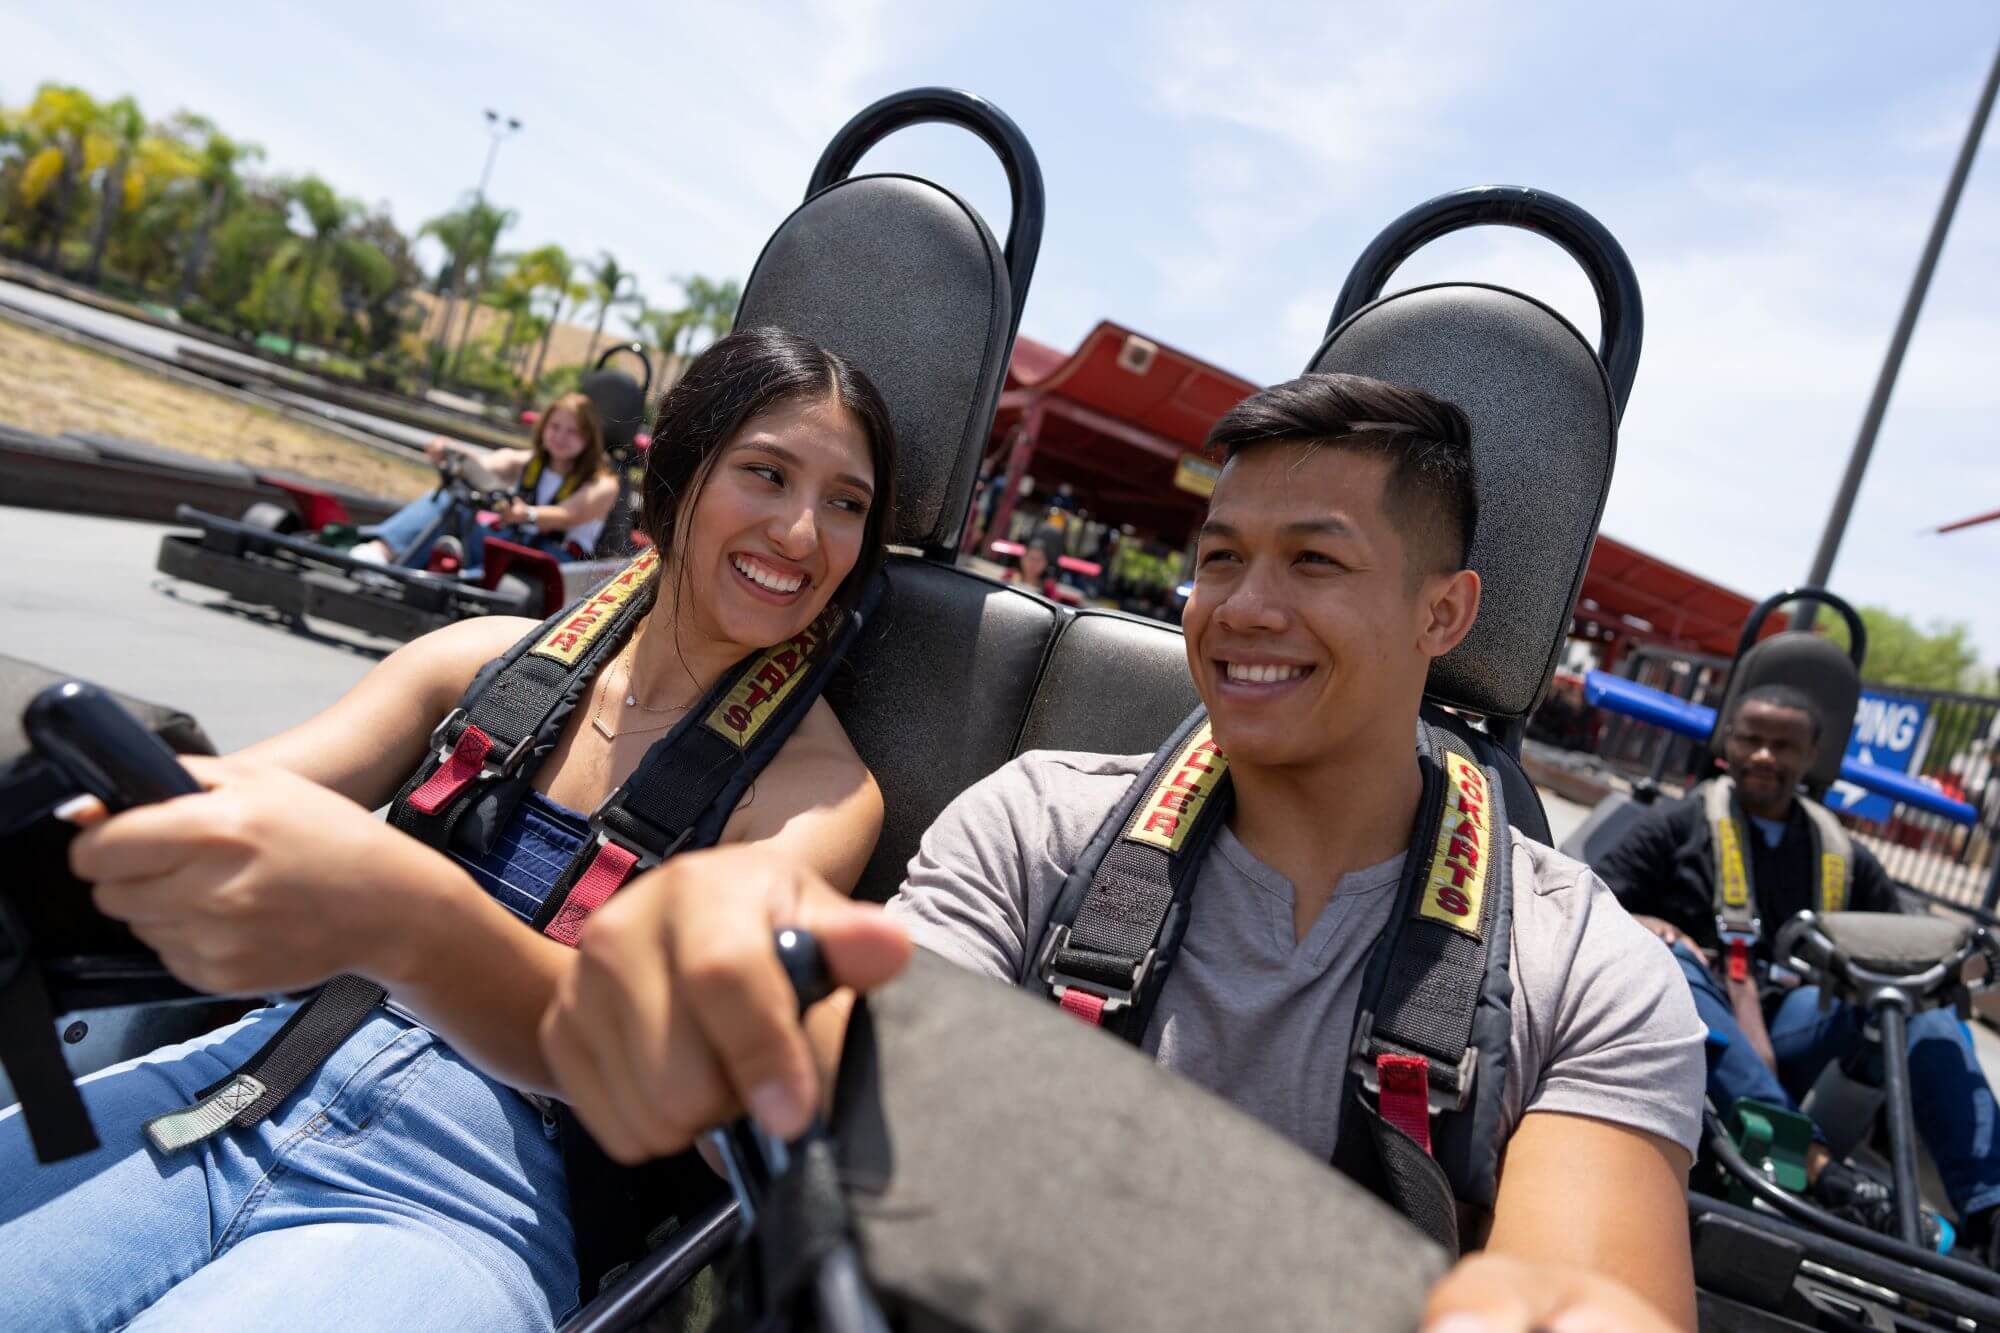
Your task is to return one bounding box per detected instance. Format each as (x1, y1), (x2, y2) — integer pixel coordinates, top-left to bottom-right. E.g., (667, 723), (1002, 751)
(1730, 683), (1824, 743)
(1204, 372), (1477, 576)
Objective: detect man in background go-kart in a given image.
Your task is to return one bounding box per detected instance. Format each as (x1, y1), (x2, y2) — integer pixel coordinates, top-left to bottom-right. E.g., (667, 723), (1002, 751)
(1596, 686), (2000, 1260)
(349, 391), (621, 571)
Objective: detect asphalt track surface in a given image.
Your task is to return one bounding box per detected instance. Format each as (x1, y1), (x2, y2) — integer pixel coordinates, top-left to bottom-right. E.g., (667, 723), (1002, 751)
(3, 505), (389, 750)
(0, 278), (444, 452)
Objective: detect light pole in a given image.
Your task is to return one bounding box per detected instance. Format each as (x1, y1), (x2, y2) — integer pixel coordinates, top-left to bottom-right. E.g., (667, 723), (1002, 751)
(430, 108), (522, 388)
(1798, 40), (1998, 629)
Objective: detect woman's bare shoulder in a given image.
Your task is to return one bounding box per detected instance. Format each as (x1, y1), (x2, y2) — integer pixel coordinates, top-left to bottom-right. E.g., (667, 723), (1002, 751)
(376, 615), (542, 709)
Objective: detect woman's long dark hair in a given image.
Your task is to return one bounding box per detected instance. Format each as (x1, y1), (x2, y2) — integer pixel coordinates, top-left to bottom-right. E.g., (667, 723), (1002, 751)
(641, 326), (897, 624)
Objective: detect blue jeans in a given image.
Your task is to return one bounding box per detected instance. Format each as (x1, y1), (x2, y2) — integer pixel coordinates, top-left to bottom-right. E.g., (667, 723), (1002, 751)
(0, 1003), (578, 1331)
(362, 490), (492, 568)
(1675, 942), (2000, 1218)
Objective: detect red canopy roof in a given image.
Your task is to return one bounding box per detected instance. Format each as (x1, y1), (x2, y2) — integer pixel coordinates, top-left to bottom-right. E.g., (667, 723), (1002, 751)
(1576, 533), (1768, 658)
(989, 322), (1777, 662)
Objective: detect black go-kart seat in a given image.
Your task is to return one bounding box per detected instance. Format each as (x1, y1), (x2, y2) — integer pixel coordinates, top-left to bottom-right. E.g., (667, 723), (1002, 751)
(1709, 589), (1869, 797)
(1778, 910), (1991, 997)
(832, 186), (1638, 902)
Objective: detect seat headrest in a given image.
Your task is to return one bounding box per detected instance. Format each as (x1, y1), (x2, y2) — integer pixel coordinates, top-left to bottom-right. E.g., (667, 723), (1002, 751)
(1310, 283), (1615, 721)
(1709, 631), (1860, 790)
(578, 369), (646, 455)
(735, 175), (1012, 553)
(1308, 188), (1640, 727)
(732, 89), (1041, 555)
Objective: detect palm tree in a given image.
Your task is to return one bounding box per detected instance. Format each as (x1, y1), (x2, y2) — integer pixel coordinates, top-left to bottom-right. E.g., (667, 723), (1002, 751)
(584, 251), (642, 365)
(514, 243), (573, 390)
(485, 268), (536, 369)
(82, 96), (145, 284)
(105, 134), (201, 288)
(670, 273), (741, 361)
(284, 176), (354, 356)
(634, 301), (698, 367)
(13, 84), (101, 271)
(447, 203), (516, 376)
(174, 115), (261, 306)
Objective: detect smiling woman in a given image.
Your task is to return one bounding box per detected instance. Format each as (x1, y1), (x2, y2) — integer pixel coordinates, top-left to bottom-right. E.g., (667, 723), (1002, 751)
(0, 325), (901, 1331)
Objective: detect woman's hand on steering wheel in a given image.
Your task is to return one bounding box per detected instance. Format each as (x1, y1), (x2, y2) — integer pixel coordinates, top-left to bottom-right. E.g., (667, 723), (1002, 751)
(496, 497), (534, 527)
(67, 755), (447, 996)
(423, 436), (451, 467)
(538, 843), (912, 1164)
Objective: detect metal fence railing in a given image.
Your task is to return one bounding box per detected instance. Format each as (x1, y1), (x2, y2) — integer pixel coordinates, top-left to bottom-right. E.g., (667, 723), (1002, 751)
(1536, 647), (2000, 911)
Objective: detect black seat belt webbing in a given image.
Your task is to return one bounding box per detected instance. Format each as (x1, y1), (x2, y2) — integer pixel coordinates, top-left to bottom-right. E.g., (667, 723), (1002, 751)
(1036, 710), (1229, 1036)
(0, 952), (98, 1161)
(533, 594), (873, 943)
(142, 973), (387, 1153)
(392, 551), (660, 851)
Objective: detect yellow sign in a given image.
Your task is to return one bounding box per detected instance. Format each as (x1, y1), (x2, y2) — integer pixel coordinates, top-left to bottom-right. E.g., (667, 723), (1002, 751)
(1173, 454), (1221, 498)
(1126, 722), (1228, 852)
(528, 551), (659, 666)
(703, 617), (830, 748)
(1418, 752), (1493, 936)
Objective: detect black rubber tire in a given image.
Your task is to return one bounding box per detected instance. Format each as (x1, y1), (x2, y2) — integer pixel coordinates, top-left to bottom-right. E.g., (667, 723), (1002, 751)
(492, 572), (540, 618)
(240, 500), (300, 534)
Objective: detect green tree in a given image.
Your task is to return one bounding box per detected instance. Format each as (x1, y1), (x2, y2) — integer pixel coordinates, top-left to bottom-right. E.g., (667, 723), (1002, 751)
(9, 83), (102, 269)
(81, 95), (145, 283)
(174, 115), (262, 306)
(281, 176), (355, 355)
(513, 243), (573, 390)
(342, 209), (421, 362)
(1823, 606), (1984, 692)
(200, 179), (293, 325)
(447, 204), (517, 376)
(583, 251), (641, 365)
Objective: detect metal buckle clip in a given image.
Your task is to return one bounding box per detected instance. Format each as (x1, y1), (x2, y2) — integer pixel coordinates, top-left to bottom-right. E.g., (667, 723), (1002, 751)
(428, 708), (533, 783)
(1034, 925), (1153, 1014)
(1715, 918), (1762, 983)
(585, 787), (689, 872)
(1351, 1010), (1478, 1115)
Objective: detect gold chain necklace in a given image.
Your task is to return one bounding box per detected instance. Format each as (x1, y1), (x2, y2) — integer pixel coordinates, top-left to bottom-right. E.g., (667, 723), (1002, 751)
(589, 647), (692, 740)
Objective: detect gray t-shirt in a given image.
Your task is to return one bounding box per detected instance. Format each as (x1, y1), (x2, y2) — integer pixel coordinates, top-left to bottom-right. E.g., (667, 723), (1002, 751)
(886, 750), (1707, 1160)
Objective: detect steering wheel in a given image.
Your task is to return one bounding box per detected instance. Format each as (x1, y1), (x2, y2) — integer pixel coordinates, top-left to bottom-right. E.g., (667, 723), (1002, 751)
(436, 452), (515, 509)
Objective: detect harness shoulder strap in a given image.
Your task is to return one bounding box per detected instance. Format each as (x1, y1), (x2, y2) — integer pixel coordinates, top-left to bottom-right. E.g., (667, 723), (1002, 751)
(1027, 710), (1515, 1253)
(518, 451), (586, 504)
(1796, 794), (1854, 915)
(531, 582), (879, 946)
(1028, 709), (1230, 1039)
(389, 550), (660, 853)
(1701, 777), (1760, 981)
(1331, 721), (1513, 1254)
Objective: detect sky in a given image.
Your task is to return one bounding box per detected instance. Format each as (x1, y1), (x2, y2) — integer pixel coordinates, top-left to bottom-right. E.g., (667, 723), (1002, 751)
(5, 2), (1998, 663)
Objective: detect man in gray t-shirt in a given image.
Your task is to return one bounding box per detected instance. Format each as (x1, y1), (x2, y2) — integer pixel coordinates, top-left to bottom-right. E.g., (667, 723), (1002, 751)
(887, 749), (1704, 1167)
(540, 372), (1707, 1332)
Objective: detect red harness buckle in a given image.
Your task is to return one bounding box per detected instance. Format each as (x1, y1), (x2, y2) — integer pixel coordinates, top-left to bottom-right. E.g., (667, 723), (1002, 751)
(408, 724), (493, 815)
(1057, 989), (1109, 1026)
(1726, 936), (1751, 984)
(543, 837), (640, 947)
(1376, 1053), (1433, 1155)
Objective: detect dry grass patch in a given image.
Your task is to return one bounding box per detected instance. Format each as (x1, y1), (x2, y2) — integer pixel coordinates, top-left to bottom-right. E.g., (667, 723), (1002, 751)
(0, 316), (430, 500)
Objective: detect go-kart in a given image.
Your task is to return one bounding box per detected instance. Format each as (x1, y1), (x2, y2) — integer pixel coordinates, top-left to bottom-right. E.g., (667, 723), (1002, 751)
(154, 453), (626, 643)
(152, 340), (657, 644)
(24, 75), (1980, 1331)
(1571, 589), (2000, 1328)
